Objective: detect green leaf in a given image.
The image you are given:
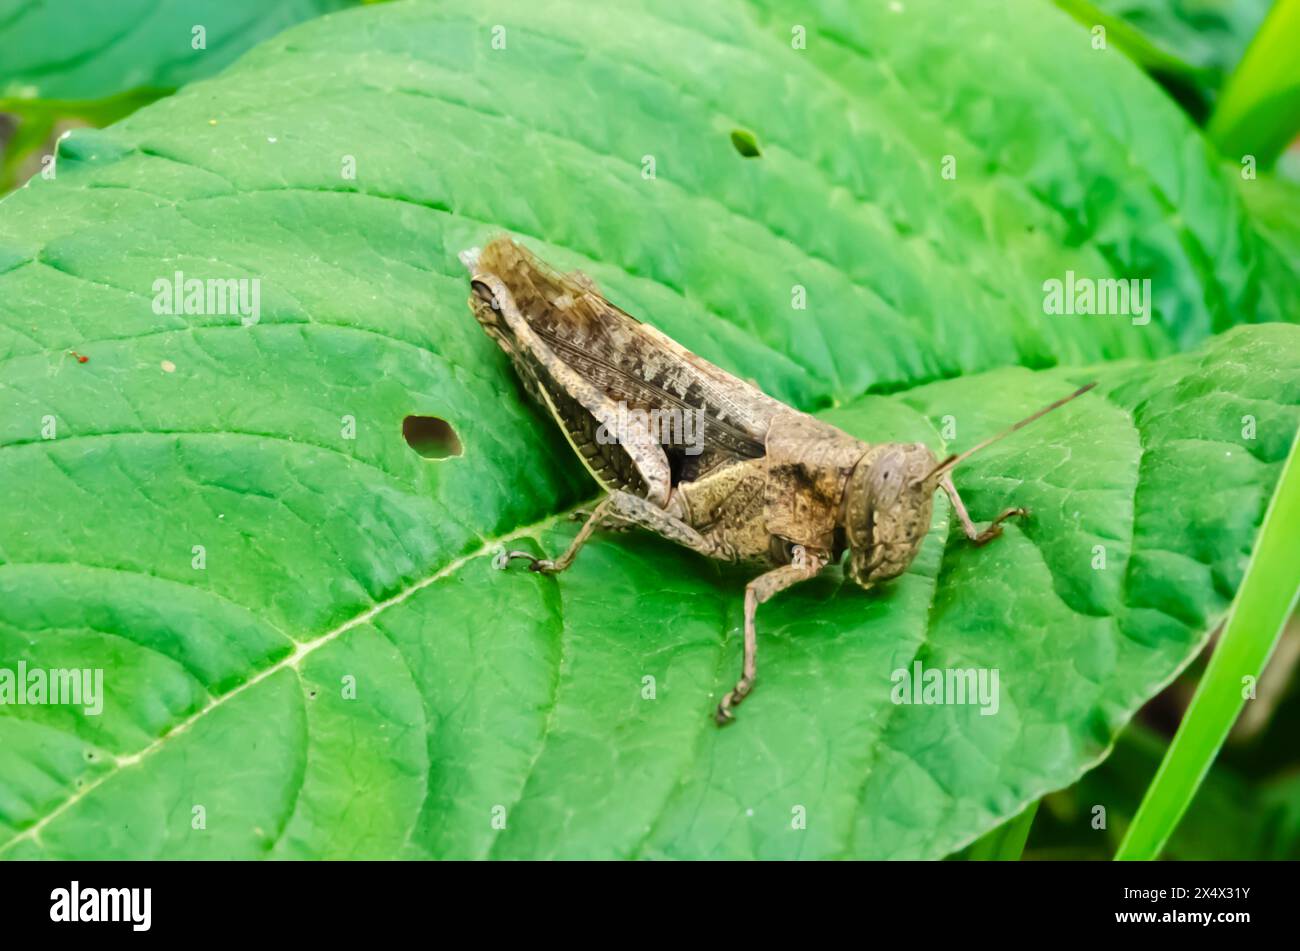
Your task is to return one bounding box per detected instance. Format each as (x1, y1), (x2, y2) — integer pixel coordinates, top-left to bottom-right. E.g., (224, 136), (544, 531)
(956, 800), (1039, 860)
(0, 0), (1296, 860)
(1116, 425), (1300, 859)
(1240, 173), (1300, 269)
(1208, 0), (1300, 168)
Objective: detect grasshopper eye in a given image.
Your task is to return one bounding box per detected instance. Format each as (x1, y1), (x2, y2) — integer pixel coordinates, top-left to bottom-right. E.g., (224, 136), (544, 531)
(471, 279), (500, 311)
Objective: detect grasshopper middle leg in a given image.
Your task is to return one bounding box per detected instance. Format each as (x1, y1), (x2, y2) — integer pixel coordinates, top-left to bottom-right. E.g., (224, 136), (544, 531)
(716, 545), (826, 725)
(939, 474), (1026, 546)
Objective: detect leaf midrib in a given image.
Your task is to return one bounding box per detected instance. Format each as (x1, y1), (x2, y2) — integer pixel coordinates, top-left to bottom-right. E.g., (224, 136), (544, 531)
(0, 502), (582, 856)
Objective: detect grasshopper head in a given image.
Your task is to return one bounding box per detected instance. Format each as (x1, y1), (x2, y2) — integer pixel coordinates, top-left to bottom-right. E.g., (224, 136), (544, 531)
(462, 241), (515, 342)
(843, 442), (939, 588)
(839, 382), (1099, 589)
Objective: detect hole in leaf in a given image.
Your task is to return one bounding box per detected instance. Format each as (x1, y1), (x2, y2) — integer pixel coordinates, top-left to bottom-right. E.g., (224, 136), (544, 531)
(402, 415), (463, 459)
(730, 129), (761, 158)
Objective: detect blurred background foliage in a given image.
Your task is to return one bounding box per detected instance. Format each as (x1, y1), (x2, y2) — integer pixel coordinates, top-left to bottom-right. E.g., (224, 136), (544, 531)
(1026, 614), (1300, 860)
(1059, 0), (1274, 119)
(0, 0), (374, 190)
(4, 0), (1297, 190)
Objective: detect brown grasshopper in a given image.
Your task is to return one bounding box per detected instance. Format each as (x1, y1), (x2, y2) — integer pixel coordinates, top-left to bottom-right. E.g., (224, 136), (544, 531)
(462, 236), (1094, 724)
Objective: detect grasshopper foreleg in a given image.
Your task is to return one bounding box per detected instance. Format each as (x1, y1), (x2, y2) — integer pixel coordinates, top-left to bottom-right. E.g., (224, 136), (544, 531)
(716, 546), (826, 725)
(940, 474), (1026, 546)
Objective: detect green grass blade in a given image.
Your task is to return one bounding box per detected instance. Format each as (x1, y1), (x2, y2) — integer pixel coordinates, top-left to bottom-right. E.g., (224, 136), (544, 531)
(961, 800), (1040, 861)
(1208, 0), (1300, 166)
(1116, 430), (1300, 860)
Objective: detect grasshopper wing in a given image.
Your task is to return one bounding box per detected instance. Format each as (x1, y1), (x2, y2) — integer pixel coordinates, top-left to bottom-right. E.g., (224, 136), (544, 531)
(468, 237), (788, 490)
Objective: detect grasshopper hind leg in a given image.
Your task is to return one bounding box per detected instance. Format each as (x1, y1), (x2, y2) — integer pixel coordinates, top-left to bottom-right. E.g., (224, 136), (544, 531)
(498, 495), (618, 574)
(568, 507), (633, 533)
(497, 490), (724, 575)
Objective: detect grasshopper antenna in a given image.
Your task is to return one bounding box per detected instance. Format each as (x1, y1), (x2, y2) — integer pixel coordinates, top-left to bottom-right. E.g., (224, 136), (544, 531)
(918, 382), (1097, 485)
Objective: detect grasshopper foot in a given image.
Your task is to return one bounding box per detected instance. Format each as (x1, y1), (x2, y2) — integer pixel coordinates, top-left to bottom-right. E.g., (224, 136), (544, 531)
(714, 678), (754, 725)
(972, 507), (1028, 546)
(495, 549), (559, 573)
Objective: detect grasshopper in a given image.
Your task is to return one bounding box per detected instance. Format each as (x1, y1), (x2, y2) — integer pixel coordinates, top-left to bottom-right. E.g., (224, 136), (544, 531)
(462, 237), (1094, 724)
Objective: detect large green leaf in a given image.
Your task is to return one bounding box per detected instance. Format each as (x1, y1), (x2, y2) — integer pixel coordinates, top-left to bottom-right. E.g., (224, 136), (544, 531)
(0, 0), (1296, 859)
(1207, 0), (1300, 169)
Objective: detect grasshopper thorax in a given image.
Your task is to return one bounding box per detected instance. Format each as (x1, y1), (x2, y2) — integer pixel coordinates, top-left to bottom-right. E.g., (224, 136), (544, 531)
(843, 442), (939, 588)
